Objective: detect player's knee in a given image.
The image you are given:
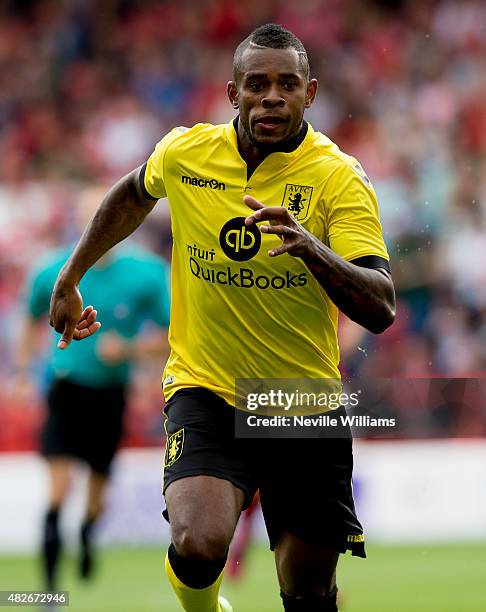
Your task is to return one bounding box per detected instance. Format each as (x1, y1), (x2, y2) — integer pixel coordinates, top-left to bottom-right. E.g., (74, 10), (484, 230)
(172, 525), (229, 562)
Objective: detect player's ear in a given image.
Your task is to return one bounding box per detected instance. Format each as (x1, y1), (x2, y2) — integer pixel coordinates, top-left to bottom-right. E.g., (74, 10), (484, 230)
(227, 81), (239, 109)
(305, 78), (318, 108)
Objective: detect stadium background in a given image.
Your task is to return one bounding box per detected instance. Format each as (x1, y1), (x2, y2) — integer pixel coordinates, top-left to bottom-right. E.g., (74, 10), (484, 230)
(1, 0), (485, 610)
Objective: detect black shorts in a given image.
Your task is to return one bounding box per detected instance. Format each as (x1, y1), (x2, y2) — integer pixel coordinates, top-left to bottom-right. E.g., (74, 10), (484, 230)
(162, 387), (365, 557)
(41, 378), (126, 475)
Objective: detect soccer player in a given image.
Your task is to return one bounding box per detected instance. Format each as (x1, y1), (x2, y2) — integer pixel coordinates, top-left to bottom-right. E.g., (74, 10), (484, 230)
(49, 24), (395, 612)
(15, 186), (170, 592)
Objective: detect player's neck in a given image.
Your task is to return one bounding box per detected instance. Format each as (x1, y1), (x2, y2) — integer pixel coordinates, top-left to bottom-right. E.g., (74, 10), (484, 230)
(234, 117), (307, 179)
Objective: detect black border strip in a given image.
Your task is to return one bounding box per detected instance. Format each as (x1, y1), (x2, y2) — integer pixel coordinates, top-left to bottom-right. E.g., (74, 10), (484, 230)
(349, 255), (390, 272)
(139, 162), (158, 201)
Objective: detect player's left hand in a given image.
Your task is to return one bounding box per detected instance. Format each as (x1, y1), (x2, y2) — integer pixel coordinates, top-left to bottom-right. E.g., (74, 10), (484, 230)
(244, 195), (315, 258)
(71, 305), (101, 342)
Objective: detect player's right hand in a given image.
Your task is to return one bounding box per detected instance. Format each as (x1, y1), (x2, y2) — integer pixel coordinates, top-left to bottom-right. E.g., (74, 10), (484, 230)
(50, 282), (101, 349)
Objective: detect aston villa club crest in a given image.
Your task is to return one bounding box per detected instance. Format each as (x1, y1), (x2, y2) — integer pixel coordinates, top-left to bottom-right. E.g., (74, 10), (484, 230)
(282, 184), (313, 221)
(164, 428), (184, 467)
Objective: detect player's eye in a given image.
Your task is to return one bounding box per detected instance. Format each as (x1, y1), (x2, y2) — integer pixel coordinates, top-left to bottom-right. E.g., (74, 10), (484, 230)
(283, 82), (297, 90)
(248, 82), (264, 92)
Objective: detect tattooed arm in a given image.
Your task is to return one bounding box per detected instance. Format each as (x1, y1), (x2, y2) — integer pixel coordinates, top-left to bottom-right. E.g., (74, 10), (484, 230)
(301, 246), (395, 334)
(244, 195), (395, 334)
(50, 167), (158, 348)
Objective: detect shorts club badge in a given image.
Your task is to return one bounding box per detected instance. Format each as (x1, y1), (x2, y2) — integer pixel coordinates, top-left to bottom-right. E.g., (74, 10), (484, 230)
(165, 429), (184, 467)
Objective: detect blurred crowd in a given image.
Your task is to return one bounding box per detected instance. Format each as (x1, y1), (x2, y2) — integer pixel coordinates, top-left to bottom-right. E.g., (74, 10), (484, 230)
(1, 0), (486, 445)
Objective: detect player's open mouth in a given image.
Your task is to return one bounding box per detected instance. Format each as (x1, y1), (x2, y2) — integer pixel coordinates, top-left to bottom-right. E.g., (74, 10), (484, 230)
(254, 116), (288, 131)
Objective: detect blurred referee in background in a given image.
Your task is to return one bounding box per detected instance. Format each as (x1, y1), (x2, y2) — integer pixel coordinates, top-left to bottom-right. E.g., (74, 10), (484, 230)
(13, 186), (170, 592)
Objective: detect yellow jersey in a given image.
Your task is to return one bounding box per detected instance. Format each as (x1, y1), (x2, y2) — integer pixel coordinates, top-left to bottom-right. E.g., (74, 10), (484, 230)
(142, 120), (389, 406)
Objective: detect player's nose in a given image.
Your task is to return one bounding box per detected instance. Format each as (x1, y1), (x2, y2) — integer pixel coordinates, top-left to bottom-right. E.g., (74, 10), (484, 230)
(261, 85), (285, 107)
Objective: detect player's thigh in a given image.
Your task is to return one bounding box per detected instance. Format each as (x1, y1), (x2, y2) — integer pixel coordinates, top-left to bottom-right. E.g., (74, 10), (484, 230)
(274, 532), (339, 596)
(165, 475), (244, 559)
(162, 388), (255, 558)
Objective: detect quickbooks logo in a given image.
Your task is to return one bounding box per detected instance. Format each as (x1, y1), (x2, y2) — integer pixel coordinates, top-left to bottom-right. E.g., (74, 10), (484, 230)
(219, 217), (261, 262)
(189, 259), (307, 290)
(181, 175), (225, 190)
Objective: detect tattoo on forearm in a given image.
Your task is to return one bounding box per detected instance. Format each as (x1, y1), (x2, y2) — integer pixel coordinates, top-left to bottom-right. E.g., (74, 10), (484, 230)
(61, 170), (156, 282)
(304, 240), (395, 333)
(88, 177), (148, 248)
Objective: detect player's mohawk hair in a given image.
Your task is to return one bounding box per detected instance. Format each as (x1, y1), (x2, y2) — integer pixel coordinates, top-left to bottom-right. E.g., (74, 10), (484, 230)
(233, 23), (310, 82)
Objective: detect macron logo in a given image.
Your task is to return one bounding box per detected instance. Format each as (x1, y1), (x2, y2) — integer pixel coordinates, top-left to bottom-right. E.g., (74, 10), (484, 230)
(181, 175), (225, 191)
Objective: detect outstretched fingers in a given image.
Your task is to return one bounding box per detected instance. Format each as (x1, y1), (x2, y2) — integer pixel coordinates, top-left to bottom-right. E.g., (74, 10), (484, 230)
(243, 195), (265, 211)
(243, 195), (304, 258)
(74, 321), (101, 340)
(76, 307), (98, 330)
(245, 207), (290, 226)
(73, 306), (101, 340)
(268, 243), (292, 257)
(79, 305), (93, 319)
(260, 224), (294, 237)
(57, 305), (102, 348)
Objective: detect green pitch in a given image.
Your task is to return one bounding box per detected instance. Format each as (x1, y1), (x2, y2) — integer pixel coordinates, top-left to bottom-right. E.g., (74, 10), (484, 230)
(1, 543), (485, 611)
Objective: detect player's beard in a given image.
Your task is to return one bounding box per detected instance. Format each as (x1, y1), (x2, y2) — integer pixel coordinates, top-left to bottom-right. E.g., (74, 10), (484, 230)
(243, 110), (305, 153)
